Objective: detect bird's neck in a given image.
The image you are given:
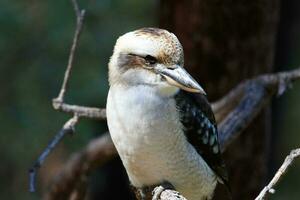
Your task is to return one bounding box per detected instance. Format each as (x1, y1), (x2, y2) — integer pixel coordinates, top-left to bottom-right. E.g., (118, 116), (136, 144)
(156, 83), (179, 97)
(110, 82), (179, 99)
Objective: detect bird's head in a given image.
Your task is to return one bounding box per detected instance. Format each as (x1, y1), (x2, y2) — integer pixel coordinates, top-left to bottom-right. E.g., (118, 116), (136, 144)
(108, 28), (206, 96)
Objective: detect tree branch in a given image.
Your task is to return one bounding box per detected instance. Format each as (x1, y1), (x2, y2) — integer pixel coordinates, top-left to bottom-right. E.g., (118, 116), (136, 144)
(219, 68), (300, 151)
(53, 0), (85, 103)
(29, 115), (79, 192)
(255, 148), (300, 200)
(52, 101), (106, 120)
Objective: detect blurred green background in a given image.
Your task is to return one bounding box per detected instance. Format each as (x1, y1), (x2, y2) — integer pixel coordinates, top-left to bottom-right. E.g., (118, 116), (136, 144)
(0, 0), (299, 200)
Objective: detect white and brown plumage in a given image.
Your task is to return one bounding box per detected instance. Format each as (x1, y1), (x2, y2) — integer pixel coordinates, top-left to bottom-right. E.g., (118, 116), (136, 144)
(106, 28), (228, 200)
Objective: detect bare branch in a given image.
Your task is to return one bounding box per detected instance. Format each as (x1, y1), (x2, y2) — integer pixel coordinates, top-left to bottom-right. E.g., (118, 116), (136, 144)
(29, 115), (79, 192)
(54, 0), (85, 103)
(52, 101), (106, 120)
(255, 148), (300, 200)
(71, 0), (81, 16)
(212, 67), (300, 123)
(218, 68), (300, 151)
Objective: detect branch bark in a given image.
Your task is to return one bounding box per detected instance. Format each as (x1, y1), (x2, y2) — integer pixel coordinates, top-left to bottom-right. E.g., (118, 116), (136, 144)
(29, 115), (79, 192)
(54, 0), (85, 103)
(52, 102), (106, 120)
(255, 148), (300, 200)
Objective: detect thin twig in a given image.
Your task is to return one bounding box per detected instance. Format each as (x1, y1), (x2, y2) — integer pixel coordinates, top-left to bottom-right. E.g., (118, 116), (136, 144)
(29, 115), (79, 192)
(71, 0), (81, 16)
(54, 0), (85, 103)
(52, 101), (106, 120)
(255, 148), (300, 200)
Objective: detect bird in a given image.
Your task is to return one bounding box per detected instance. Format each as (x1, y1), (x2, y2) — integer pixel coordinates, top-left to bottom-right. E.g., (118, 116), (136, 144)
(106, 27), (228, 200)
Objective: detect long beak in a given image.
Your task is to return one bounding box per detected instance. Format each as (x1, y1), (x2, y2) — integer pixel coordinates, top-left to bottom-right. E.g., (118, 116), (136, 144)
(154, 64), (206, 94)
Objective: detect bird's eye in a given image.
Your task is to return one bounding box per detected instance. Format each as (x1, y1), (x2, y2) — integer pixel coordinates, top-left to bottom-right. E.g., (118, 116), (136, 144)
(144, 55), (157, 65)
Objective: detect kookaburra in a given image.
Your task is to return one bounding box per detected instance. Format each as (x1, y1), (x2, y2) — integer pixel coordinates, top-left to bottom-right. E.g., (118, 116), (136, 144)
(106, 28), (228, 200)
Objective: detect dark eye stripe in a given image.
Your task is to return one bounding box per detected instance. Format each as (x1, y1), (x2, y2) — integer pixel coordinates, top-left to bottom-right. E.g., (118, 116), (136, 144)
(118, 53), (158, 71)
(118, 53), (145, 71)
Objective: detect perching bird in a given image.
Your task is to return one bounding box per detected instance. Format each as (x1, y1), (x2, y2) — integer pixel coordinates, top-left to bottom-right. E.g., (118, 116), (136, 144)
(106, 28), (228, 200)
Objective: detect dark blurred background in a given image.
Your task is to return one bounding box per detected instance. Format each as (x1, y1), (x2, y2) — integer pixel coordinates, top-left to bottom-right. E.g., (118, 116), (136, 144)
(0, 0), (299, 200)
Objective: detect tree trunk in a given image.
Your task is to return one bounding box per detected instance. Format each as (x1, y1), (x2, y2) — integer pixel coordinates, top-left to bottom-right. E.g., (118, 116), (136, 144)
(159, 0), (279, 199)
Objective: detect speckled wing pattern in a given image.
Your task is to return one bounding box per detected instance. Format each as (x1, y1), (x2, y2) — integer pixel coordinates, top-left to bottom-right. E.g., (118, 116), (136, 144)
(175, 90), (228, 185)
